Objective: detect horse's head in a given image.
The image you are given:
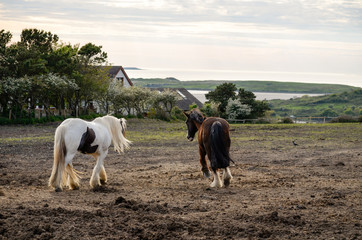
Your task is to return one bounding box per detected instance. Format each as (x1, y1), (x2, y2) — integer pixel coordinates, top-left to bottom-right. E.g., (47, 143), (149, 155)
(183, 109), (205, 141)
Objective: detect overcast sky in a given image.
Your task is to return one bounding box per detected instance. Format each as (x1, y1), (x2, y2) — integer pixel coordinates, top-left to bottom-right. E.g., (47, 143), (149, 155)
(1, 0), (362, 87)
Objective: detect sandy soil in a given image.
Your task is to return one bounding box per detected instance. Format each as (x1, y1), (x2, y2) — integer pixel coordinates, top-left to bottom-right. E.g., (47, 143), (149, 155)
(0, 119), (361, 239)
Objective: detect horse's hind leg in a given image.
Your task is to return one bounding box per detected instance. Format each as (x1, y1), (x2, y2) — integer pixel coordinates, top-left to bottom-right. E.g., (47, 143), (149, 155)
(90, 150), (107, 189)
(66, 163), (80, 190)
(210, 169), (223, 188)
(199, 146), (211, 178)
(99, 166), (107, 185)
(223, 167), (233, 187)
(65, 153), (79, 190)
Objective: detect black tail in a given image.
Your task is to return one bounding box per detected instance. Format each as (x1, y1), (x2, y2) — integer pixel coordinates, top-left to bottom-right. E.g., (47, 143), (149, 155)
(209, 121), (233, 170)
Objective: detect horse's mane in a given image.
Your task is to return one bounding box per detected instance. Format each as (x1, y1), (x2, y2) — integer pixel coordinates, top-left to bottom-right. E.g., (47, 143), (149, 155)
(94, 115), (131, 153)
(190, 109), (205, 124)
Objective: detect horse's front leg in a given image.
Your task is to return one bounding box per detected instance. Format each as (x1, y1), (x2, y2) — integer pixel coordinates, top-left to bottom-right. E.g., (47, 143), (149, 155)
(90, 150), (107, 189)
(199, 145), (211, 178)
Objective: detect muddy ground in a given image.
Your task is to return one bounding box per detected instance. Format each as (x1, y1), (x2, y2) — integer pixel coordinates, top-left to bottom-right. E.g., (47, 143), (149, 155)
(0, 119), (361, 239)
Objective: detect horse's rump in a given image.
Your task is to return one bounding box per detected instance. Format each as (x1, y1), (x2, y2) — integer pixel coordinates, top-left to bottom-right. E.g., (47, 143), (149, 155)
(207, 119), (232, 170)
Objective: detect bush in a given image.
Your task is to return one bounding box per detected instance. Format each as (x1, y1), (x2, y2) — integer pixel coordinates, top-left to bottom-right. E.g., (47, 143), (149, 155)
(171, 106), (185, 120)
(201, 103), (219, 117)
(0, 117), (11, 125)
(280, 117), (294, 124)
(255, 118), (272, 124)
(189, 103), (198, 110)
(147, 107), (171, 121)
(147, 108), (157, 119)
(80, 113), (102, 120)
(155, 111), (170, 121)
(330, 115), (357, 123)
(225, 99), (251, 120)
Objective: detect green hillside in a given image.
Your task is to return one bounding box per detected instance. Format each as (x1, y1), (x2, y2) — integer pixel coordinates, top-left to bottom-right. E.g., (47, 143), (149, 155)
(269, 89), (362, 117)
(131, 78), (359, 94)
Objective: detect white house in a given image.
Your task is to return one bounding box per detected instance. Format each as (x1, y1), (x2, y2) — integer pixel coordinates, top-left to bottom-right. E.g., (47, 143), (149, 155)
(91, 66), (133, 114)
(108, 66), (133, 88)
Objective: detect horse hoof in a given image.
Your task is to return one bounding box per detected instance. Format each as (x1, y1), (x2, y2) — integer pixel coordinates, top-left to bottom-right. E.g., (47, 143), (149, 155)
(203, 170), (211, 178)
(100, 180), (107, 185)
(224, 178), (231, 187)
(55, 187), (62, 192)
(210, 181), (223, 188)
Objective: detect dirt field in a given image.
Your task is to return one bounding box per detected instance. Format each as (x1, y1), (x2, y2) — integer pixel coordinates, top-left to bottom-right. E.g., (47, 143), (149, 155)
(0, 119), (361, 239)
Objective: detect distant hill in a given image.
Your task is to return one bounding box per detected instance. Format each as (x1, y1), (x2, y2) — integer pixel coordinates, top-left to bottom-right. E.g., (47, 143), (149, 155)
(131, 78), (360, 94)
(269, 89), (362, 117)
(124, 67), (142, 70)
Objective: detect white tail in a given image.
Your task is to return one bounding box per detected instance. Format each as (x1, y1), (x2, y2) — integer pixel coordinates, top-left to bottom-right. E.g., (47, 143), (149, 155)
(49, 125), (66, 190)
(49, 125), (83, 191)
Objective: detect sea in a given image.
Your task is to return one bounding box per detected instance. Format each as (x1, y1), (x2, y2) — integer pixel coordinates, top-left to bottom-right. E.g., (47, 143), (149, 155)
(188, 90), (324, 103)
(125, 67), (362, 88)
(125, 67), (349, 102)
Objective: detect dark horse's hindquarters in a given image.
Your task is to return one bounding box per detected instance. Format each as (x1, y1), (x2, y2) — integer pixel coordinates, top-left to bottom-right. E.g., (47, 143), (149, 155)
(201, 118), (232, 170)
(184, 109), (233, 187)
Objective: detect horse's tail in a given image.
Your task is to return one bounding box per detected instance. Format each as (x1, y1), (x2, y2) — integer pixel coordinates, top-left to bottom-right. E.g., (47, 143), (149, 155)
(49, 125), (66, 190)
(112, 118), (131, 154)
(210, 121), (233, 170)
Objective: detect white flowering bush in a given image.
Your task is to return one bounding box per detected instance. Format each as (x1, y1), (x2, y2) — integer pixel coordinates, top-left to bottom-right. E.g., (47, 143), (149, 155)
(226, 98), (252, 119)
(1, 73), (78, 118)
(151, 89), (181, 115)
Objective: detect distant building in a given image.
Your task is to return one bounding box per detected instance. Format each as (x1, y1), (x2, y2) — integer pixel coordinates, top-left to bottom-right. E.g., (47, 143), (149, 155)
(156, 88), (203, 111)
(108, 66), (133, 88)
(92, 66), (133, 114)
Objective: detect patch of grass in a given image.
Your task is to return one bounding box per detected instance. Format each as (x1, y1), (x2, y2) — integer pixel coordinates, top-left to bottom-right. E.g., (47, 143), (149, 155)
(0, 135), (53, 144)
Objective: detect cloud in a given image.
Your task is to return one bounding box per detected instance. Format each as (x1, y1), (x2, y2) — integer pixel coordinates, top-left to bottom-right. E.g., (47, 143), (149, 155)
(1, 0), (361, 86)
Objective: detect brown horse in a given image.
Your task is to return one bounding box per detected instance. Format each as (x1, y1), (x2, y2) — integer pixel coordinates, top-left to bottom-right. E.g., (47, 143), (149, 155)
(184, 109), (233, 187)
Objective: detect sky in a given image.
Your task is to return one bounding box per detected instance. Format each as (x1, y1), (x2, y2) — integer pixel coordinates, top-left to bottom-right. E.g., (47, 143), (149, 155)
(1, 0), (362, 87)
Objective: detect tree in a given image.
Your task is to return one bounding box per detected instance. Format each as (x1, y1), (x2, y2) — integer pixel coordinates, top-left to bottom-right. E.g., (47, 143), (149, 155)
(79, 65), (111, 114)
(344, 107), (355, 116)
(205, 83), (237, 116)
(237, 88), (256, 105)
(15, 29), (59, 77)
(152, 89), (181, 116)
(237, 88), (270, 118)
(47, 43), (79, 76)
(320, 108), (338, 117)
(0, 30), (13, 80)
(1, 76), (32, 119)
(34, 73), (78, 117)
(78, 43), (107, 66)
(76, 43), (109, 114)
(0, 28), (113, 119)
(130, 87), (153, 115)
(0, 30), (14, 113)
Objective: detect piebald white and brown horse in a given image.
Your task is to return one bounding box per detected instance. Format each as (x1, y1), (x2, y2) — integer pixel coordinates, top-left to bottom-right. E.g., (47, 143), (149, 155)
(49, 115), (131, 191)
(184, 109), (233, 188)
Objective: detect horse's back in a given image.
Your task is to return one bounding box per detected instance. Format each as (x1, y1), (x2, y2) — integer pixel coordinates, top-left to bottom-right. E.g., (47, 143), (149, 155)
(59, 118), (89, 137)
